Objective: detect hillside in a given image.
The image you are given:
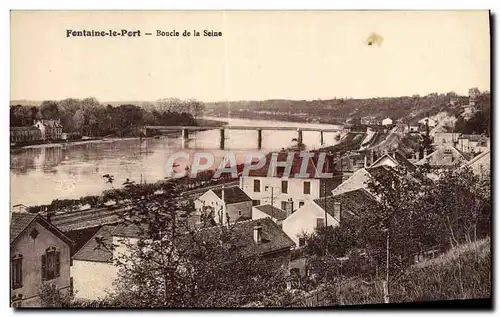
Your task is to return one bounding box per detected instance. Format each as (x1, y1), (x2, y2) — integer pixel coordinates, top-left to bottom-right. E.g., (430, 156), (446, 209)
(205, 92), (489, 127)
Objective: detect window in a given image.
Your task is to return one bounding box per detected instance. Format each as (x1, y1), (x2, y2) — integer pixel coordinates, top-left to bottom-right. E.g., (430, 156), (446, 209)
(238, 210), (242, 216)
(298, 237), (305, 247)
(277, 166), (286, 176)
(42, 247), (60, 281)
(252, 200), (261, 206)
(11, 255), (23, 289)
(316, 218), (325, 229)
(281, 180), (288, 194)
(299, 201), (305, 208)
(303, 181), (311, 195)
(281, 201), (288, 211)
(254, 179), (261, 192)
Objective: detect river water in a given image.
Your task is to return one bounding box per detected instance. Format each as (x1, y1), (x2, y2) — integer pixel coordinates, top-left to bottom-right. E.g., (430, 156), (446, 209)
(10, 117), (342, 207)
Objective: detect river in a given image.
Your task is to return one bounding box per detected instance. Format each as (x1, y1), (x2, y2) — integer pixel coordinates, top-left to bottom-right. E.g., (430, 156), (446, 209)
(10, 117), (342, 207)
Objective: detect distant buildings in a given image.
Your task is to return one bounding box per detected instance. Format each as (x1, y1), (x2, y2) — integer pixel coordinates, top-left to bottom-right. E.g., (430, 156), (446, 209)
(10, 126), (42, 143)
(10, 119), (64, 144)
(34, 119), (63, 141)
(10, 213), (73, 307)
(457, 134), (490, 154)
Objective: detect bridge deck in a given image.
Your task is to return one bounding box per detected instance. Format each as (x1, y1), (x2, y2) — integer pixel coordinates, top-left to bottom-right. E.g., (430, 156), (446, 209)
(145, 125), (345, 132)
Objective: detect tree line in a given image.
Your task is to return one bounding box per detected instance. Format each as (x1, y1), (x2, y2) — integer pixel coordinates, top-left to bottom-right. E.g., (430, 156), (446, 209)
(10, 98), (206, 137)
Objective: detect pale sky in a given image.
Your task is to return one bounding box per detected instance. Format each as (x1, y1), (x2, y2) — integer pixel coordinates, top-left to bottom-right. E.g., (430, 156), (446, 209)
(11, 11), (490, 102)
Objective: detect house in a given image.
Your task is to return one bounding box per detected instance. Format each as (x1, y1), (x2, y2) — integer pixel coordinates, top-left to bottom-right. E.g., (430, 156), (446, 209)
(34, 119), (63, 141)
(239, 151), (339, 213)
(10, 126), (42, 143)
(415, 144), (472, 168)
(194, 185), (253, 226)
(252, 204), (289, 227)
(12, 204), (29, 213)
(10, 213), (74, 307)
(369, 151), (417, 173)
(467, 150), (490, 178)
(457, 134), (490, 154)
(282, 188), (377, 247)
(72, 218), (294, 301)
(418, 117), (437, 129)
(406, 125), (419, 133)
(433, 133), (461, 146)
(381, 118), (393, 126)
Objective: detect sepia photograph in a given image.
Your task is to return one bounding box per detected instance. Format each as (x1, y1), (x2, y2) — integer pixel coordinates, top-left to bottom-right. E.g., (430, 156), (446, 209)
(9, 10), (491, 308)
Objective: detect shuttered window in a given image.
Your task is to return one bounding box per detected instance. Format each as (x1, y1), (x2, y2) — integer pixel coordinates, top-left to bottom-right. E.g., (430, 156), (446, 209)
(42, 247), (60, 281)
(11, 255), (23, 289)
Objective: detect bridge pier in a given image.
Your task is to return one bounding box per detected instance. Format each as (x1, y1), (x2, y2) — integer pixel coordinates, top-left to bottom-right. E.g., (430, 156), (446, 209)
(297, 129), (303, 145)
(220, 128), (225, 150)
(320, 130), (324, 145)
(182, 128), (189, 140)
(257, 129), (262, 149)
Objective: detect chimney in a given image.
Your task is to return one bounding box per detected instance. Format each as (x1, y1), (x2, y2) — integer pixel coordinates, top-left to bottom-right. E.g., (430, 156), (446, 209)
(364, 153), (368, 168)
(253, 224), (262, 244)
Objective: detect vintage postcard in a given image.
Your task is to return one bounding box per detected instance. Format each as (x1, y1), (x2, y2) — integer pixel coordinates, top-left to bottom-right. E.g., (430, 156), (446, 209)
(10, 10), (491, 308)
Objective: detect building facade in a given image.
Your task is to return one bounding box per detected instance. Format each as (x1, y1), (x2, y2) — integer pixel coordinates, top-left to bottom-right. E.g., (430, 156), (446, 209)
(10, 213), (73, 307)
(34, 119), (63, 141)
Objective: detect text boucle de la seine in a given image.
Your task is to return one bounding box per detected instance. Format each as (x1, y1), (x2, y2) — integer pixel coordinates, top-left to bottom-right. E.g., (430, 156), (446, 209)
(66, 29), (223, 38)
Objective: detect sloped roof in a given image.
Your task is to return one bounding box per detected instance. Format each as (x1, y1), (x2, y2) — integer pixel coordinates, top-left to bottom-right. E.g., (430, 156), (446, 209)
(40, 120), (63, 128)
(10, 213), (73, 246)
(247, 151), (334, 178)
(51, 207), (127, 232)
(74, 218), (294, 263)
(416, 145), (472, 166)
(190, 218), (294, 257)
(212, 186), (252, 204)
(72, 225), (115, 263)
(254, 204), (288, 221)
(459, 134), (483, 142)
(369, 151), (416, 171)
(314, 188), (377, 217)
(467, 150), (490, 166)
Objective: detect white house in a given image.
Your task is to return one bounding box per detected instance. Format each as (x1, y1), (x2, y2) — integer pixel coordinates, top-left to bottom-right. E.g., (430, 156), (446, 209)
(381, 118), (393, 126)
(194, 185), (253, 226)
(467, 150), (490, 178)
(71, 225), (118, 301)
(418, 117), (438, 128)
(239, 151), (339, 213)
(282, 188), (377, 247)
(282, 199), (338, 247)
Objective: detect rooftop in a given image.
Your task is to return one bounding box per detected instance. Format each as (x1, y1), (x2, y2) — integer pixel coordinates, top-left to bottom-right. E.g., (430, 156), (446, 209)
(254, 204), (288, 221)
(10, 213), (73, 246)
(212, 186), (252, 204)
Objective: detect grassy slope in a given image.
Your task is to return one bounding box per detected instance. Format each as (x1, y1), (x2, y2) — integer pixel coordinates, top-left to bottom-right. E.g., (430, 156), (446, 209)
(339, 237), (491, 306)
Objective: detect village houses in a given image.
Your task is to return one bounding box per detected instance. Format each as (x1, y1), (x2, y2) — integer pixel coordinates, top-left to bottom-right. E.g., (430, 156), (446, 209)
(71, 218), (294, 301)
(381, 118), (393, 126)
(10, 212), (74, 307)
(34, 119), (63, 141)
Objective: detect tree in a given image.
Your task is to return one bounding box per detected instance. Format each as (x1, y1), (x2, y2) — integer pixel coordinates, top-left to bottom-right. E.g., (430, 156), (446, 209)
(97, 176), (289, 308)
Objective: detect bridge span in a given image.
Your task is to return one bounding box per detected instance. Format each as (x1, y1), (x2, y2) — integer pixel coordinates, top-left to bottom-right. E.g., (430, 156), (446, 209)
(143, 125), (351, 150)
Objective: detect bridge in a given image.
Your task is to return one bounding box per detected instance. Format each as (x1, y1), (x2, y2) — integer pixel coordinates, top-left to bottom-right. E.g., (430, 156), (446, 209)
(143, 125), (350, 150)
